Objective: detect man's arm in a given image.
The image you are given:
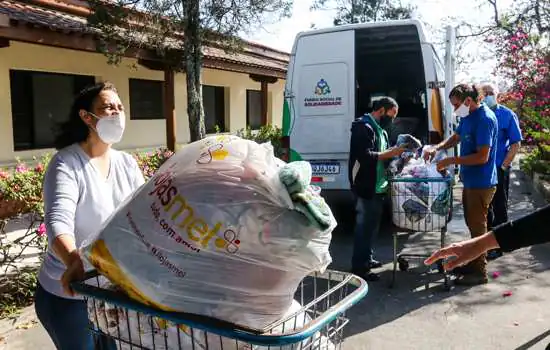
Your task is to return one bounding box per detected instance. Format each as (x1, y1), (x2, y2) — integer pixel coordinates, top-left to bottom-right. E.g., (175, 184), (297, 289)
(502, 143), (521, 168)
(493, 204), (550, 252)
(452, 146), (491, 166)
(435, 133), (461, 152)
(502, 110), (523, 168)
(354, 125), (402, 162)
(424, 204), (550, 271)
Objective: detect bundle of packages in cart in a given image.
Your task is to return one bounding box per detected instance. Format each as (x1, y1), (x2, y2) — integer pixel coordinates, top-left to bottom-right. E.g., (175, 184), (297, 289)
(388, 134), (423, 175)
(87, 281), (335, 350)
(81, 135), (336, 330)
(390, 146), (451, 231)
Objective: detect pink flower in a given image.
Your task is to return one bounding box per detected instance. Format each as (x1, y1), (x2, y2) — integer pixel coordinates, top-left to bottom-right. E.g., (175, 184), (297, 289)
(15, 164), (27, 173)
(34, 163), (44, 173)
(0, 170), (8, 179)
(36, 223), (46, 237)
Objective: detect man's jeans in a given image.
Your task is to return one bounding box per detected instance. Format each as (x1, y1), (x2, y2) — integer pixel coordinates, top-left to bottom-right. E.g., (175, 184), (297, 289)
(352, 194), (385, 271)
(488, 167), (510, 229)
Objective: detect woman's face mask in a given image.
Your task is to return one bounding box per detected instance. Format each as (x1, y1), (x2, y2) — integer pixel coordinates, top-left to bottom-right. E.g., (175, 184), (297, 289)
(89, 112), (126, 144)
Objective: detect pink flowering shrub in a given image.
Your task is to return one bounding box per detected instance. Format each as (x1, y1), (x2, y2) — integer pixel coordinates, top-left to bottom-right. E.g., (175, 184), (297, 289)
(492, 28), (550, 146)
(133, 147), (174, 180)
(0, 154), (50, 219)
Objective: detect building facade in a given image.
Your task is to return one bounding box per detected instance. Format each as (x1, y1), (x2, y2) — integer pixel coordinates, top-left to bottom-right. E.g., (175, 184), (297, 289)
(0, 0), (289, 164)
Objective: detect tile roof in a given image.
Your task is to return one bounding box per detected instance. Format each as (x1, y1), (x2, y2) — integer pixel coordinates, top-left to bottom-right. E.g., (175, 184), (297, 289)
(0, 0), (289, 74)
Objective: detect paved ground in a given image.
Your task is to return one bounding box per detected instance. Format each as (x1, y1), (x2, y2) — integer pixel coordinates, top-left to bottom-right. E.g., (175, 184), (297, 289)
(1, 161), (549, 350)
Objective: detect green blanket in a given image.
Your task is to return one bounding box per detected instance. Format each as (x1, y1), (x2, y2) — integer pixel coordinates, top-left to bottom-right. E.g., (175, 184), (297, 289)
(279, 161), (334, 231)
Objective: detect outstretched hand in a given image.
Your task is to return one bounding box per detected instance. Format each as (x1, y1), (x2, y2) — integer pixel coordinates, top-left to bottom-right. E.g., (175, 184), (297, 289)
(424, 236), (490, 271)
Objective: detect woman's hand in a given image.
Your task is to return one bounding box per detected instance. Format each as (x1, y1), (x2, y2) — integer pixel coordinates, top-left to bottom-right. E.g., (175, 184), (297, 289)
(424, 232), (500, 271)
(61, 252), (85, 297)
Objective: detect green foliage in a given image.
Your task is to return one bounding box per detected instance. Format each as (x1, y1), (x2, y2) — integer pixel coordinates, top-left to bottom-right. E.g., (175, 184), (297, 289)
(0, 267), (39, 319)
(235, 124), (284, 158)
(311, 0), (415, 25)
(520, 146), (550, 177)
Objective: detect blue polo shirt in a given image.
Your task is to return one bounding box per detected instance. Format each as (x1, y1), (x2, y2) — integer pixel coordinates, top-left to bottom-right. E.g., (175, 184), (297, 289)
(456, 104), (498, 189)
(491, 104), (523, 166)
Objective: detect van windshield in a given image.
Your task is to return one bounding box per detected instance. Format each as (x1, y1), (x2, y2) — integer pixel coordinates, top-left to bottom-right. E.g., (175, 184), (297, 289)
(354, 24), (428, 145)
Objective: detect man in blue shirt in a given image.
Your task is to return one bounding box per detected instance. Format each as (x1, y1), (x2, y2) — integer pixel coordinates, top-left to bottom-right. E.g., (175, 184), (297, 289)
(481, 83), (523, 260)
(424, 84), (498, 285)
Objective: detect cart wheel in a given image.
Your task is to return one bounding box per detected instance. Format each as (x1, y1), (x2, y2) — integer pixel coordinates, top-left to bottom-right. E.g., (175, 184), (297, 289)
(398, 257), (409, 272)
(443, 279), (452, 292)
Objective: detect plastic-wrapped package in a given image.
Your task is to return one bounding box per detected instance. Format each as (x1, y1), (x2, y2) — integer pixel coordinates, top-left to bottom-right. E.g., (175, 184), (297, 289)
(388, 134), (423, 175)
(391, 153), (451, 231)
(81, 135), (336, 330)
(87, 281), (334, 350)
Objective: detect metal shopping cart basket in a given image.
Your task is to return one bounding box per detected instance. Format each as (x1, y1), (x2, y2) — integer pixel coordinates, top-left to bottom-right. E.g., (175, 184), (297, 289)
(72, 270), (368, 350)
(388, 176), (454, 291)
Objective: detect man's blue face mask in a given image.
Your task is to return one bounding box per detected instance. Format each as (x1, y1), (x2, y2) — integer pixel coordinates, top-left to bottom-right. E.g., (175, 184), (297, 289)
(484, 95), (497, 108)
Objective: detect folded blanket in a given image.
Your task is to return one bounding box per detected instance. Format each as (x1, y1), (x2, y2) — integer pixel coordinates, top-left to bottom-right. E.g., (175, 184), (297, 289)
(279, 161), (334, 231)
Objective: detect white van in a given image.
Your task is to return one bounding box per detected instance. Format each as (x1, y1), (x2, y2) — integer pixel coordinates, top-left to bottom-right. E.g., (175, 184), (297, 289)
(280, 19), (457, 193)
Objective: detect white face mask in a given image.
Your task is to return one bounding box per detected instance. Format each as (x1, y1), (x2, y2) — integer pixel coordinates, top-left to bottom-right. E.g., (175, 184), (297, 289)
(89, 112), (125, 144)
(455, 103), (470, 118)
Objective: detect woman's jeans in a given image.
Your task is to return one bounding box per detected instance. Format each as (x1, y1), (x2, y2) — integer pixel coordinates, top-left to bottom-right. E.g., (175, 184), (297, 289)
(35, 283), (116, 350)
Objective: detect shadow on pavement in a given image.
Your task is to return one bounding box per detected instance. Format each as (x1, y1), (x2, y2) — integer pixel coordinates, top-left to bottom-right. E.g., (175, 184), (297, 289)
(324, 167), (549, 338)
(513, 329), (550, 350)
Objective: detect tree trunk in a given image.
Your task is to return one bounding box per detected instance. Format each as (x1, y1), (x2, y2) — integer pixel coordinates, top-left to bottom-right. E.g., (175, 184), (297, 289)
(183, 0), (206, 142)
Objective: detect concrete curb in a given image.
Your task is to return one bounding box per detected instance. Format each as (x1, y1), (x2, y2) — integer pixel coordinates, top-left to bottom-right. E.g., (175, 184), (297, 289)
(532, 173), (550, 202)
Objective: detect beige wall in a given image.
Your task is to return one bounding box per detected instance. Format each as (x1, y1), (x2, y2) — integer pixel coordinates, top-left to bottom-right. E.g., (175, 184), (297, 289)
(0, 41), (285, 163)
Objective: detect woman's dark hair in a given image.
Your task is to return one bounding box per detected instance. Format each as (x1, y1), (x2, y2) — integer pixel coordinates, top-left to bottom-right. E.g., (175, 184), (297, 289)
(449, 83), (479, 102)
(371, 96), (399, 112)
(54, 81), (117, 150)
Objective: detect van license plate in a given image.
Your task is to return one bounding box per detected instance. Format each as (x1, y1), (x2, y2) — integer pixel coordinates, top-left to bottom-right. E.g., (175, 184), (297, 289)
(311, 163), (340, 175)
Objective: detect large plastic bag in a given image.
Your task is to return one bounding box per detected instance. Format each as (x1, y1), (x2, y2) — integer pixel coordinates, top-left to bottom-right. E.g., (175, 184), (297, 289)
(391, 152), (451, 231)
(81, 135), (335, 330)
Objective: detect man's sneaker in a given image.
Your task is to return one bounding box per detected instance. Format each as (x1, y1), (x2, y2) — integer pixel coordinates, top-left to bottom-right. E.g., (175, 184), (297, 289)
(369, 259), (383, 269)
(487, 249), (503, 261)
(454, 273), (488, 286)
(352, 268), (381, 282)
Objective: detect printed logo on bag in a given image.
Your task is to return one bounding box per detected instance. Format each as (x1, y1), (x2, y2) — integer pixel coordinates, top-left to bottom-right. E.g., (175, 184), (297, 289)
(196, 137), (233, 164)
(148, 166), (240, 254)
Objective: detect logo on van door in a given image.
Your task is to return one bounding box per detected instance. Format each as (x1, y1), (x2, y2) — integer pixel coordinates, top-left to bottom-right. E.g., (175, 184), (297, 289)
(304, 78), (342, 107)
(315, 79), (331, 95)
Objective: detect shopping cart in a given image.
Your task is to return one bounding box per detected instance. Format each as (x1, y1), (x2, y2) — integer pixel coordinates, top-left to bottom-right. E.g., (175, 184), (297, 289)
(72, 269), (368, 350)
(388, 176), (454, 290)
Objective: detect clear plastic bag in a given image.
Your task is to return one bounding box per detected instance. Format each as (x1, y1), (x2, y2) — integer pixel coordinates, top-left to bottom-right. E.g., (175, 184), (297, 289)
(391, 154), (450, 231)
(388, 134), (423, 175)
(81, 135), (335, 329)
